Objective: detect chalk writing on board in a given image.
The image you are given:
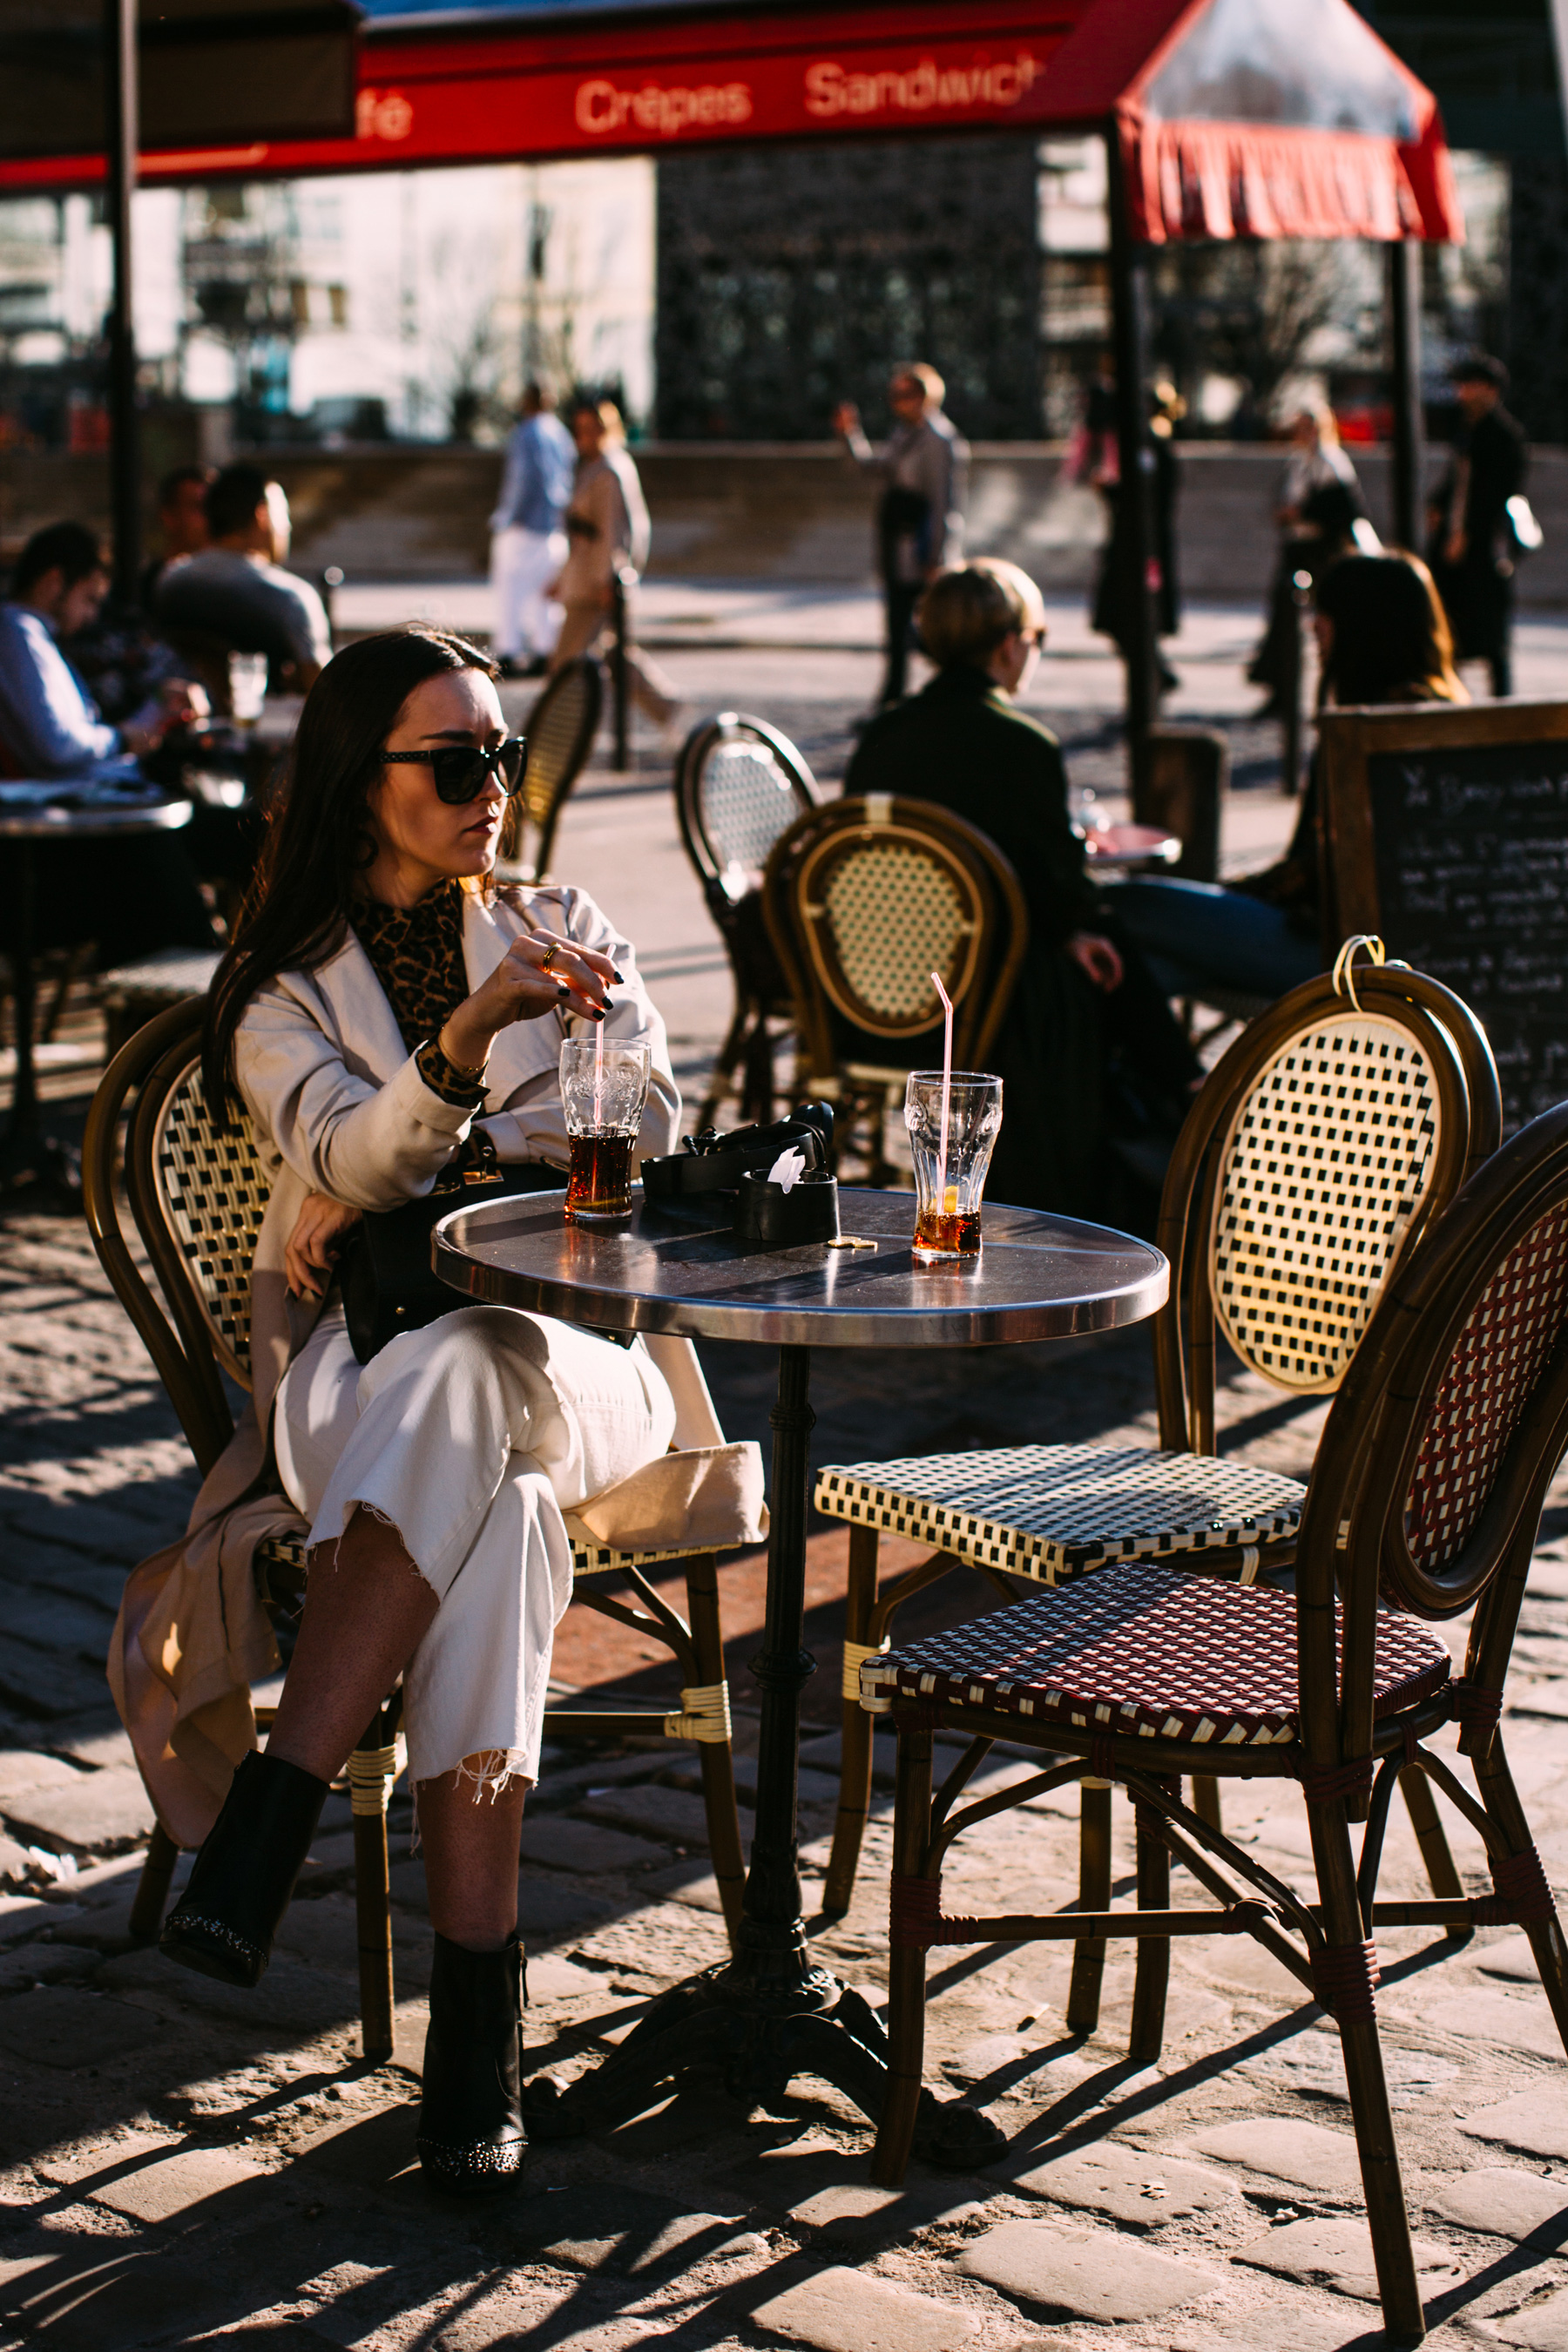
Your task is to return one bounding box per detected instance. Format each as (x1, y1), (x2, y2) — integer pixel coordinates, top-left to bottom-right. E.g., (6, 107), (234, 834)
(1368, 744), (1568, 1130)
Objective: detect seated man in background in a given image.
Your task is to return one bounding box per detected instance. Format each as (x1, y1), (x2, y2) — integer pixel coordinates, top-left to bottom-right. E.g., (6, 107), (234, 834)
(0, 522), (197, 776)
(154, 463), (331, 692)
(140, 463), (215, 612)
(0, 522), (218, 968)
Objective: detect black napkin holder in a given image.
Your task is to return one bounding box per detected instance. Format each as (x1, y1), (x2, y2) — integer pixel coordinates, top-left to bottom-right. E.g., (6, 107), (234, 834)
(641, 1101), (834, 1203)
(733, 1166), (841, 1247)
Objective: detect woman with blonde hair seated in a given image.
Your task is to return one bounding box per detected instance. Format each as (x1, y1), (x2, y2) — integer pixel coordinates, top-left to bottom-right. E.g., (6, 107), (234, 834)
(846, 557), (1200, 1220)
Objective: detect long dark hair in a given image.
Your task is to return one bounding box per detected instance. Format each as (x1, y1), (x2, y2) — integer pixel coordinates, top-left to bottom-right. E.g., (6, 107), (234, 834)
(203, 625), (496, 1116)
(1315, 552), (1465, 708)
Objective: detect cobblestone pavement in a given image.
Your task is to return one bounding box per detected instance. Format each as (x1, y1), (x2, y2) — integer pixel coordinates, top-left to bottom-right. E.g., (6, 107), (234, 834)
(3, 611), (1568, 2349)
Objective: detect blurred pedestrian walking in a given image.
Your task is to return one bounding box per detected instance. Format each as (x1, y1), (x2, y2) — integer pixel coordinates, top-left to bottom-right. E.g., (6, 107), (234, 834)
(835, 362), (969, 710)
(1247, 400), (1368, 717)
(1427, 354), (1531, 699)
(1072, 374), (1182, 694)
(550, 400), (681, 734)
(490, 382), (575, 679)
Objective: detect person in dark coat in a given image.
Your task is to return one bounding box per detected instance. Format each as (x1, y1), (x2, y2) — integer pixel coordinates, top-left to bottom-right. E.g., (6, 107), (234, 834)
(845, 558), (1200, 1222)
(1427, 354), (1528, 699)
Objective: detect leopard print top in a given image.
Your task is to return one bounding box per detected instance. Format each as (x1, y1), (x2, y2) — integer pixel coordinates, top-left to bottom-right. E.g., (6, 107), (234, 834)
(352, 881), (488, 1115)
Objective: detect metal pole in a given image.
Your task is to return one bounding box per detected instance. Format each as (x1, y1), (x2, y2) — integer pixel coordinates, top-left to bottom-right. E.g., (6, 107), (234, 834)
(1105, 121), (1159, 798)
(1389, 240), (1424, 552)
(104, 0), (140, 608)
(612, 564), (632, 771)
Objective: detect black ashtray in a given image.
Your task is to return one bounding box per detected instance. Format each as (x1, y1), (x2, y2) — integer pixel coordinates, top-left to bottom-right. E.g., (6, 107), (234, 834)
(733, 1169), (841, 1247)
(641, 1102), (834, 1204)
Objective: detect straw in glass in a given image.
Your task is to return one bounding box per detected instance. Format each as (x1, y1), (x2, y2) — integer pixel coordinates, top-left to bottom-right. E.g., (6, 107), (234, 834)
(931, 969), (954, 1219)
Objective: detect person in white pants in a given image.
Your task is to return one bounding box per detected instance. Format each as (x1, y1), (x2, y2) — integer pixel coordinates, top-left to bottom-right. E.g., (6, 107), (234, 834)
(489, 383), (575, 675)
(141, 625), (727, 2198)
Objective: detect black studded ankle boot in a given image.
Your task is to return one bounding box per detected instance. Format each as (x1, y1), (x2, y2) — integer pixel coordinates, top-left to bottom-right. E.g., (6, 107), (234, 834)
(416, 1931), (526, 2195)
(160, 1749), (328, 1989)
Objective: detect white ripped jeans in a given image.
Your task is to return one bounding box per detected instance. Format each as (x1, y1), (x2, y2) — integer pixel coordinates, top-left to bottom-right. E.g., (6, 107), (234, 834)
(274, 1304), (676, 1789)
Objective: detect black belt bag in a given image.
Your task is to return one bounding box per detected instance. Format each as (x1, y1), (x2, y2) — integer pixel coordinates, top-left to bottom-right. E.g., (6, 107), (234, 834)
(341, 1163), (565, 1365)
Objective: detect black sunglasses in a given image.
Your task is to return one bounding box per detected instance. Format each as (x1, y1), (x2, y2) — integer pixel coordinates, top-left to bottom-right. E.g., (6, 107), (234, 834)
(381, 735), (528, 805)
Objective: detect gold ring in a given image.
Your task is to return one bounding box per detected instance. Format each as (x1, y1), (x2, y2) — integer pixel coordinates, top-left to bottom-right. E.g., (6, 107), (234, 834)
(538, 942), (559, 971)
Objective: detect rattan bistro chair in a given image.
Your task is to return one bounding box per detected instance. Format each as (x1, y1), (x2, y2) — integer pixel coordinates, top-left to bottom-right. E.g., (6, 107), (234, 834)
(674, 713), (817, 1129)
(762, 795), (1028, 1184)
(498, 656), (602, 884)
(82, 999), (747, 2060)
(814, 951), (1503, 1961)
(865, 1097), (1568, 2343)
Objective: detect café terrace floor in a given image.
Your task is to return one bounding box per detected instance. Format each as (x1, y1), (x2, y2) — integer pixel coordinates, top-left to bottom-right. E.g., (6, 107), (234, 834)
(3, 596), (1568, 2350)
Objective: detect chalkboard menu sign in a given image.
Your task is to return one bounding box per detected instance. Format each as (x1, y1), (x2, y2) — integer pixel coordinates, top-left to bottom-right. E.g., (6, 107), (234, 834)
(1321, 702), (1568, 1133)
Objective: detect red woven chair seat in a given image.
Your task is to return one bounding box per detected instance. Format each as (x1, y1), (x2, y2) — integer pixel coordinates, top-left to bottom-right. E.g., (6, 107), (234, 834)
(859, 1563), (1451, 1748)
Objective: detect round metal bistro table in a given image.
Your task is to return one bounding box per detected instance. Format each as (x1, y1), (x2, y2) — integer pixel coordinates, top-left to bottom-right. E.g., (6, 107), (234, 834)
(0, 791), (193, 1194)
(434, 1184), (1168, 2158)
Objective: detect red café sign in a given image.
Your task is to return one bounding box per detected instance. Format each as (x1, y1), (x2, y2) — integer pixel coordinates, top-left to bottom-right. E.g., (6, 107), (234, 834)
(0, 3), (1083, 189)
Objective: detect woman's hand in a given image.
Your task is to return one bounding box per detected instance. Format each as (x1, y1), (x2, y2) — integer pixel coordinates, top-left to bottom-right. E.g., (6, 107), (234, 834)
(287, 1192), (363, 1301)
(1065, 932), (1125, 992)
(438, 930), (619, 1073)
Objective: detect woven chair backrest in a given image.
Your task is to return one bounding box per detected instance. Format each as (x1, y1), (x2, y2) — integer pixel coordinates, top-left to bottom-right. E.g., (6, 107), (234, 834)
(1208, 1006), (1450, 1396)
(517, 659), (600, 868)
(685, 716), (815, 899)
(149, 1051), (271, 1388)
(781, 798), (1020, 1052)
(1389, 1191), (1568, 1612)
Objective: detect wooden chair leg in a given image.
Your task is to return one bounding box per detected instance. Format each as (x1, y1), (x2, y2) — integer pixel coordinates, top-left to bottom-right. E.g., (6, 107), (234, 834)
(129, 1821), (180, 1941)
(823, 1524), (882, 1917)
(1309, 1796), (1424, 2342)
(1398, 1766), (1467, 1938)
(1129, 1783), (1172, 2064)
(1193, 1776), (1223, 1834)
(1066, 1780), (1113, 2032)
(680, 1551), (746, 1950)
(872, 1713), (933, 2187)
(1473, 1734), (1568, 2058)
(349, 1706), (400, 2064)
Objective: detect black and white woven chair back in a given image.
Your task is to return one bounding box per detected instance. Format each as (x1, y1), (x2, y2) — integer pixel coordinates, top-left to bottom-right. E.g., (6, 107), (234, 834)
(686, 716), (815, 900)
(794, 801), (990, 1044)
(514, 658), (601, 877)
(151, 1053), (270, 1389)
(1208, 1008), (1445, 1395)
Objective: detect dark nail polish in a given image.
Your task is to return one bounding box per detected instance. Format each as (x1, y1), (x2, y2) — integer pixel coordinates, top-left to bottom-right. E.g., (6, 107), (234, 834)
(593, 1008), (606, 1021)
(611, 968), (625, 984)
(557, 982), (570, 999)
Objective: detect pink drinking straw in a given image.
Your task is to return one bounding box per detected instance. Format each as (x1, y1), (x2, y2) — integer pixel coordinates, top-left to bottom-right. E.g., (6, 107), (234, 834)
(592, 1007), (605, 1126)
(931, 970), (954, 1216)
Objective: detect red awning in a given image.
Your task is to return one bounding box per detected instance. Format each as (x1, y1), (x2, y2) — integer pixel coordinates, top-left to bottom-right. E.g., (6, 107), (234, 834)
(1041, 0), (1463, 243)
(0, 0), (1462, 243)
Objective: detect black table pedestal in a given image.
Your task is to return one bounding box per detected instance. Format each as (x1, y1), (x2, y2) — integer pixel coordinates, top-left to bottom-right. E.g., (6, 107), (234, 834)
(523, 1342), (1004, 2165)
(1, 841), (78, 1198)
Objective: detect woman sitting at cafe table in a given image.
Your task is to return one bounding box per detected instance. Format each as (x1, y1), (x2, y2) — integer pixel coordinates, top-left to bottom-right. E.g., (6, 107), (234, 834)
(846, 557), (1202, 1224)
(109, 625), (749, 2195)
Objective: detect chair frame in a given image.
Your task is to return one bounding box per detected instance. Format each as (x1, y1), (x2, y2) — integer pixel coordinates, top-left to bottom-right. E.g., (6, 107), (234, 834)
(870, 1098), (1568, 2342)
(83, 998), (747, 2063)
(821, 957), (1502, 1939)
(674, 712), (817, 1130)
(507, 656), (603, 883)
(761, 794), (1028, 1184)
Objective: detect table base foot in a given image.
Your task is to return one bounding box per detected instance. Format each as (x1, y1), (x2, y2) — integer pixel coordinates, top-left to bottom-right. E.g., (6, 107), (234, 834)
(521, 1962), (1006, 2169)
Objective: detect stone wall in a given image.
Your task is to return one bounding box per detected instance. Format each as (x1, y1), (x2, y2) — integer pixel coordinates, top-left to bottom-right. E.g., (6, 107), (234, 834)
(8, 441), (1568, 605)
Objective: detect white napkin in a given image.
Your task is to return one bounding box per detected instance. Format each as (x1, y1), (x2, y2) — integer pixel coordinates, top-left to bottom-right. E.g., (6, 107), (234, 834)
(767, 1146), (808, 1193)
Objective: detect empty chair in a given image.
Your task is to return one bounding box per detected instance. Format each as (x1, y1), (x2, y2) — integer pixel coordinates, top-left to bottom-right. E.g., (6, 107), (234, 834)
(500, 656), (602, 884)
(864, 1090), (1568, 2343)
(674, 712), (816, 1127)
